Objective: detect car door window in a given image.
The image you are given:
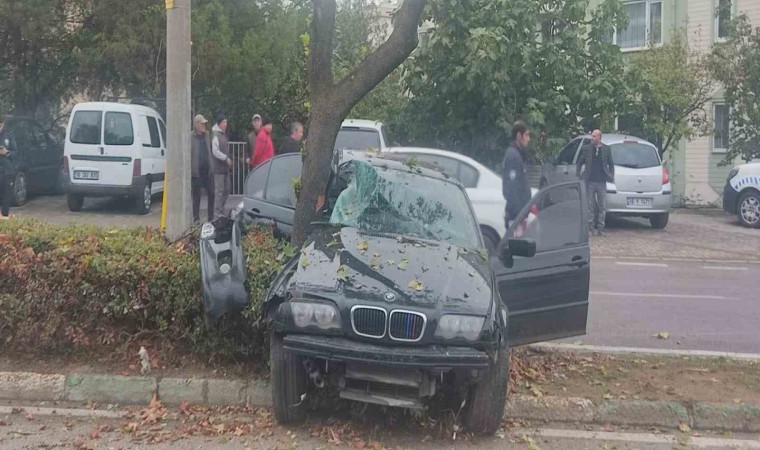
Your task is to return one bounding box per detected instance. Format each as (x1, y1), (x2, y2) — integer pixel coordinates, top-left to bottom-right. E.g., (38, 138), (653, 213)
(409, 153), (459, 178)
(245, 159), (271, 199)
(104, 112), (134, 146)
(264, 155), (303, 207)
(11, 121), (31, 151)
(28, 123), (48, 148)
(158, 119), (167, 147)
(508, 183), (583, 253)
(557, 140), (579, 165)
(457, 162), (479, 188)
(70, 111), (102, 145)
(146, 117), (161, 148)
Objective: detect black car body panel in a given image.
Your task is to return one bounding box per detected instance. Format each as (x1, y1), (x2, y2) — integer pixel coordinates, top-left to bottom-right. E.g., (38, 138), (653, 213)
(200, 217), (249, 324)
(3, 117), (64, 195)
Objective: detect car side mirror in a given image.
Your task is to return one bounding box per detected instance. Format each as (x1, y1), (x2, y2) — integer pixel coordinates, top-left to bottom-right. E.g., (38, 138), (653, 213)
(499, 238), (537, 267)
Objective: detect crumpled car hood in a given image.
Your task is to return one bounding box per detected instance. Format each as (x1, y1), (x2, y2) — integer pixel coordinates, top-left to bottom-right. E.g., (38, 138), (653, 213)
(289, 227), (494, 316)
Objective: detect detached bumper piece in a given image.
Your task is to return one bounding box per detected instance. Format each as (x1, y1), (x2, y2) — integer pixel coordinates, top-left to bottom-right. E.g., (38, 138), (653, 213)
(200, 217), (249, 325)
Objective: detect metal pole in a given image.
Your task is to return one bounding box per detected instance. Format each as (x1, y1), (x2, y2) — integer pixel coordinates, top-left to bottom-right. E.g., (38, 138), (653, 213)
(164, 0), (192, 239)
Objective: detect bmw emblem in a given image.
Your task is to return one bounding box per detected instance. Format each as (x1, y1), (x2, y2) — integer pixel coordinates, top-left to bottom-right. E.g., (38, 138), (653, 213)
(384, 292), (396, 302)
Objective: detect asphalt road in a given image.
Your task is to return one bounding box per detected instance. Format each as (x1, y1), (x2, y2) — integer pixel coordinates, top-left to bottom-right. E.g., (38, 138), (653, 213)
(564, 258), (760, 354)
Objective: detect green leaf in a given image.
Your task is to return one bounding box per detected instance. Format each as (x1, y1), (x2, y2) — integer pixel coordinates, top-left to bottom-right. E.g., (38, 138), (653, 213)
(397, 257), (409, 270)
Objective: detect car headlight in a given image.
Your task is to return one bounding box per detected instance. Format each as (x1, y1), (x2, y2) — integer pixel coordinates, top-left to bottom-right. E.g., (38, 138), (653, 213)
(291, 302), (341, 330)
(435, 315), (485, 342)
(727, 168), (739, 181)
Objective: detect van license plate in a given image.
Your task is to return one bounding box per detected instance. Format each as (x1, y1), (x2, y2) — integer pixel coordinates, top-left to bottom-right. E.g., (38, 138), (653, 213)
(627, 197), (653, 208)
(74, 170), (99, 180)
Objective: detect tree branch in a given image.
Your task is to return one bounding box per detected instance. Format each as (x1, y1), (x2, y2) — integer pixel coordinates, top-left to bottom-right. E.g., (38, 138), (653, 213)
(333, 0), (426, 113)
(309, 0), (337, 96)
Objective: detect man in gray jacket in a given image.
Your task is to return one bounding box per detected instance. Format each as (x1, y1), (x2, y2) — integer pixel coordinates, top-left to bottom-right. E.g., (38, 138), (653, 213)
(191, 114), (214, 223)
(211, 112), (233, 219)
(576, 129), (615, 236)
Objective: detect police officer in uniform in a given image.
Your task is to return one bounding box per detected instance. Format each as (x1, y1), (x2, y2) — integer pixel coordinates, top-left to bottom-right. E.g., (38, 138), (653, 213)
(502, 120), (532, 230)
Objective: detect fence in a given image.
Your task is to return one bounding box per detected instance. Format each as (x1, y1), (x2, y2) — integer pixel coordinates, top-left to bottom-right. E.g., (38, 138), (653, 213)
(228, 141), (250, 195)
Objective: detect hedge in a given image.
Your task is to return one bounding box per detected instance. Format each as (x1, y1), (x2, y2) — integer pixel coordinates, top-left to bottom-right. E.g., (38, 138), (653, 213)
(0, 219), (293, 363)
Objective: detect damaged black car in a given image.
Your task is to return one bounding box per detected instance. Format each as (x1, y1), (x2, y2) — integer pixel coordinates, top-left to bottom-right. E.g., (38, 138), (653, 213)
(201, 150), (591, 434)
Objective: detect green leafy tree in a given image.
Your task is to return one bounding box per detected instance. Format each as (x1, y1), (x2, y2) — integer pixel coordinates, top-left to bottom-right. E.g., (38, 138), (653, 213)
(619, 33), (715, 160)
(709, 13), (760, 163)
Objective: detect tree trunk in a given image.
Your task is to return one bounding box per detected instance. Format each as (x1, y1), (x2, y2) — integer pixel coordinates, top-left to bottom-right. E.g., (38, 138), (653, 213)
(291, 0), (427, 247)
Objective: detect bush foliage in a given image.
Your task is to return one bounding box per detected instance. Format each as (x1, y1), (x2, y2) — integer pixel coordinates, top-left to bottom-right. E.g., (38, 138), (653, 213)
(0, 219), (290, 363)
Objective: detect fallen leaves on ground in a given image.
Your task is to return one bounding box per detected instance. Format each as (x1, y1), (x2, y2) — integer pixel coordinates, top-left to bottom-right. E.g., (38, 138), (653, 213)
(654, 332), (669, 340)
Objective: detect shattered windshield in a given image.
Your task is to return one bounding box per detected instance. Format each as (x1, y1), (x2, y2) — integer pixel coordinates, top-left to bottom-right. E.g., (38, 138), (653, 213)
(329, 160), (481, 249)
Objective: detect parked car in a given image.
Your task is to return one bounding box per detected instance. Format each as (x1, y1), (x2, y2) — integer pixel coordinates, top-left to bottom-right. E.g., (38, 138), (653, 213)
(540, 134), (671, 229)
(1, 116), (64, 206)
(334, 119), (390, 152)
(723, 162), (760, 228)
(64, 102), (167, 214)
(203, 149), (590, 433)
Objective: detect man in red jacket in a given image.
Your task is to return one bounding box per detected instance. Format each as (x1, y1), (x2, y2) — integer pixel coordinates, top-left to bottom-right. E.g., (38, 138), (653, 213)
(251, 116), (274, 168)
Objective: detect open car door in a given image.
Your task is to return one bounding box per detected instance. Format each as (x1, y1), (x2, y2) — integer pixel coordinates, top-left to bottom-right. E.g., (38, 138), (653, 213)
(491, 181), (590, 346)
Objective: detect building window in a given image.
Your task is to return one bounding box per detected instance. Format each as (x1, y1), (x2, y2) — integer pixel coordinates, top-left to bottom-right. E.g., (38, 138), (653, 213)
(713, 103), (730, 153)
(716, 0), (732, 40)
(612, 1), (663, 50)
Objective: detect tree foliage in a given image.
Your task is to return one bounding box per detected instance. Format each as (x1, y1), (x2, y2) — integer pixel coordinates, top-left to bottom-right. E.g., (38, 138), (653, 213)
(709, 13), (760, 163)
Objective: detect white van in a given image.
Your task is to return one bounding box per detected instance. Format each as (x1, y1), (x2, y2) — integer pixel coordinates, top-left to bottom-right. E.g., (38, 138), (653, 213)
(64, 102), (166, 214)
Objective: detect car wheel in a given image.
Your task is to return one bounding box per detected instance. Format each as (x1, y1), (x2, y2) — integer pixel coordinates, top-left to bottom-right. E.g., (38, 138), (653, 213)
(481, 227), (500, 257)
(649, 213), (669, 229)
(12, 171), (28, 206)
(270, 331), (307, 424)
(67, 193), (84, 212)
(135, 181), (152, 215)
(737, 191), (760, 229)
(463, 345), (509, 434)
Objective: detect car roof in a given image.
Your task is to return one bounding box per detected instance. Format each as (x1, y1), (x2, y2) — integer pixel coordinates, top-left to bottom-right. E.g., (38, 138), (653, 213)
(72, 102), (162, 117)
(387, 146), (489, 168)
(340, 150), (463, 186)
(574, 133), (657, 147)
(340, 119), (383, 129)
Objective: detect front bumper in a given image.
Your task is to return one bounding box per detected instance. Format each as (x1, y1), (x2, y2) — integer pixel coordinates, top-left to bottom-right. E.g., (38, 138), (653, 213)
(606, 190), (671, 215)
(723, 180), (739, 214)
(282, 334), (492, 370)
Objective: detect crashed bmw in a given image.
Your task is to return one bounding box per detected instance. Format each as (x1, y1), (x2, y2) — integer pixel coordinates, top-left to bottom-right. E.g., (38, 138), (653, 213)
(202, 150), (591, 434)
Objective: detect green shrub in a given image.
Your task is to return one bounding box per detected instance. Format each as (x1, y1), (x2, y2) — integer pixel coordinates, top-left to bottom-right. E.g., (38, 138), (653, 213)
(0, 219), (290, 363)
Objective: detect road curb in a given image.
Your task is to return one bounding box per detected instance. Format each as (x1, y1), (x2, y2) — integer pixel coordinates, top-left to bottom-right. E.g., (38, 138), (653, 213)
(0, 371), (757, 432)
(528, 343), (760, 361)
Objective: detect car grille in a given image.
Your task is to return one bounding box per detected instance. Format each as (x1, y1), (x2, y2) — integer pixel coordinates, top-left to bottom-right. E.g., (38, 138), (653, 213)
(351, 306), (387, 338)
(389, 310), (426, 342)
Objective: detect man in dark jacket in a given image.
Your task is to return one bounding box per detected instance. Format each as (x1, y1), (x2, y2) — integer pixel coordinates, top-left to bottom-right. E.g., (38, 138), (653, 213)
(245, 113), (262, 166)
(576, 129), (615, 236)
(502, 121), (533, 229)
(278, 121), (303, 155)
(0, 116), (17, 219)
(191, 114), (214, 223)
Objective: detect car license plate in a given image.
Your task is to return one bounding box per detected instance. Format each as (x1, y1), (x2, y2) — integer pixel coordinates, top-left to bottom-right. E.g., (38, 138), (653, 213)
(627, 197), (653, 208)
(74, 170), (99, 180)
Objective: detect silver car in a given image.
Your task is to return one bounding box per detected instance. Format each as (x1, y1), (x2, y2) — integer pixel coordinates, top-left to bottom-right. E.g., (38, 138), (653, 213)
(540, 134), (671, 229)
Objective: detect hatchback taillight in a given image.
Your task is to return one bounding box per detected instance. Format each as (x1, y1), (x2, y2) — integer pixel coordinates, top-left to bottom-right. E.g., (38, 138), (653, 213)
(662, 167), (670, 185)
(133, 159), (141, 177)
(62, 156), (69, 173)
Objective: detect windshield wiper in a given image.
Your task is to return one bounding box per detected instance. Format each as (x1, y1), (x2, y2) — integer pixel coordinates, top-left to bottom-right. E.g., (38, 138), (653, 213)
(618, 163), (641, 169)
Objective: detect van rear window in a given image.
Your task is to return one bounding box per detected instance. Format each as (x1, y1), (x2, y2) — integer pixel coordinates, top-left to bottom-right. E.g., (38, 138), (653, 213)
(70, 111), (102, 145)
(104, 112), (134, 146)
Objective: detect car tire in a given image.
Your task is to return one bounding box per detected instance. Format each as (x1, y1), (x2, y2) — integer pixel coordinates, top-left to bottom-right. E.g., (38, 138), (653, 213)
(12, 171), (28, 206)
(463, 345), (509, 434)
(737, 191), (760, 229)
(67, 193), (84, 212)
(135, 181), (152, 215)
(649, 213), (669, 229)
(481, 227), (500, 257)
(270, 331), (307, 424)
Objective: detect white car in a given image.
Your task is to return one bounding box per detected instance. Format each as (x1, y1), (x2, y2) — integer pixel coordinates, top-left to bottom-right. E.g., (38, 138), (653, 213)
(723, 162), (760, 228)
(387, 147), (537, 254)
(334, 119), (390, 152)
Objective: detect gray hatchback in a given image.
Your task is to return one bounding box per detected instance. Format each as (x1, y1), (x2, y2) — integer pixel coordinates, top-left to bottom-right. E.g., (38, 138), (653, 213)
(540, 134), (671, 229)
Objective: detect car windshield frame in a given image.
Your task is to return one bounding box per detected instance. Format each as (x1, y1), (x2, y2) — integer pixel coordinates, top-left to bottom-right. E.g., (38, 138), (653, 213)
(328, 160), (482, 250)
(609, 142), (661, 169)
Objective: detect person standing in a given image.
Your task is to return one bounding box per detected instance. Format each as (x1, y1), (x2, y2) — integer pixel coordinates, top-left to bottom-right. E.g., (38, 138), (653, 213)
(245, 113), (262, 166)
(576, 129), (615, 236)
(278, 121), (303, 155)
(502, 121), (533, 229)
(190, 114), (214, 223)
(0, 116), (17, 220)
(211, 113), (233, 219)
(251, 116), (274, 168)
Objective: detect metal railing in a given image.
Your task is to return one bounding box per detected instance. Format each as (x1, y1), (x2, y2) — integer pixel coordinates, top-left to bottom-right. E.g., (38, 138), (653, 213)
(228, 141), (250, 195)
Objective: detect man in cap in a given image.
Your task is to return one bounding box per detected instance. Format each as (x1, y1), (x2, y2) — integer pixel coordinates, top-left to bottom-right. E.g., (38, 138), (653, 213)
(190, 114), (214, 223)
(246, 113), (262, 166)
(211, 112), (232, 219)
(251, 116), (274, 168)
(0, 114), (17, 219)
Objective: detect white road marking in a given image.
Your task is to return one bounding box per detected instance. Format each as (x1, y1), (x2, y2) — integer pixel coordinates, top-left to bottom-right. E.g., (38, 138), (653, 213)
(0, 405), (127, 419)
(530, 342), (760, 361)
(591, 291), (727, 300)
(525, 427), (760, 448)
(702, 265), (749, 271)
(615, 261), (669, 267)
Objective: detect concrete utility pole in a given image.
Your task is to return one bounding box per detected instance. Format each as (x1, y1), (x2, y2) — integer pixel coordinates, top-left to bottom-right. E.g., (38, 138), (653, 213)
(165, 0), (192, 239)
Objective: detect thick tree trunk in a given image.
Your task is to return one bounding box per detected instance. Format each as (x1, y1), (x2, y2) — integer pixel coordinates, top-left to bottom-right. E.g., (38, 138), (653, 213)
(291, 0), (427, 247)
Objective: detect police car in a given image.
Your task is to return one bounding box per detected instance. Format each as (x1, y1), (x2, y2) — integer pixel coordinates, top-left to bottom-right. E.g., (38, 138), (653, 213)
(723, 162), (760, 228)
